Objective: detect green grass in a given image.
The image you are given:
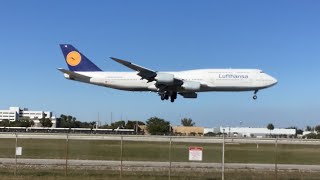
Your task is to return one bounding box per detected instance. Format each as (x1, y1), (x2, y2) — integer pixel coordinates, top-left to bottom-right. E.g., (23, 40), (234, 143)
(0, 138), (320, 164)
(1, 138), (320, 179)
(1, 166), (320, 180)
(224, 143), (320, 164)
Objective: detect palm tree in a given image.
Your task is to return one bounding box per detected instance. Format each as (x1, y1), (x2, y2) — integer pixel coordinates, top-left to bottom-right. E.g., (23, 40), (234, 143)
(181, 118), (195, 127)
(267, 123), (274, 137)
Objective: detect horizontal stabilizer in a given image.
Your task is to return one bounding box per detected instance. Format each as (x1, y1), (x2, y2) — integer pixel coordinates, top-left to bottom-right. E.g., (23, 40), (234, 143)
(57, 68), (91, 80)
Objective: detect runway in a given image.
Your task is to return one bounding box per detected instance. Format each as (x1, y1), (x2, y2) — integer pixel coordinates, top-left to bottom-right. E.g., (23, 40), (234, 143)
(1, 158), (320, 171)
(1, 133), (320, 145)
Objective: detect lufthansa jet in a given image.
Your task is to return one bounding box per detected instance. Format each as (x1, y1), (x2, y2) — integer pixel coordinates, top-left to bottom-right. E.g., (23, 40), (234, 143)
(58, 44), (277, 102)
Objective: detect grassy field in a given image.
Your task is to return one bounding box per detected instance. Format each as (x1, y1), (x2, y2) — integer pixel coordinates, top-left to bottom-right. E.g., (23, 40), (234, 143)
(1, 137), (320, 179)
(1, 138), (320, 164)
(1, 165), (320, 180)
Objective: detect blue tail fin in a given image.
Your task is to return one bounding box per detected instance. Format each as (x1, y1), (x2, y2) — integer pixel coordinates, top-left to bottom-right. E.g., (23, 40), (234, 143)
(60, 44), (102, 71)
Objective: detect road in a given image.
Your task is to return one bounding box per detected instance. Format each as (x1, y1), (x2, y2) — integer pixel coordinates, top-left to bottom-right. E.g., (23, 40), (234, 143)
(1, 158), (319, 171)
(1, 133), (320, 145)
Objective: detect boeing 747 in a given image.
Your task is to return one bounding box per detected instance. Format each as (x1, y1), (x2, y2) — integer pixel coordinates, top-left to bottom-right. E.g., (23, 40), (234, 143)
(58, 44), (277, 102)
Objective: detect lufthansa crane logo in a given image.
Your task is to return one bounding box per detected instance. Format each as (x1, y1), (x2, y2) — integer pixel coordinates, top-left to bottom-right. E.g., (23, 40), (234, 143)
(66, 51), (81, 66)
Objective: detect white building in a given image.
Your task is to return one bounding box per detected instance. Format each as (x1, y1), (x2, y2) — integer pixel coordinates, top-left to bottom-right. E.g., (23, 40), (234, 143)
(0, 107), (56, 127)
(204, 127), (296, 137)
(0, 109), (17, 121)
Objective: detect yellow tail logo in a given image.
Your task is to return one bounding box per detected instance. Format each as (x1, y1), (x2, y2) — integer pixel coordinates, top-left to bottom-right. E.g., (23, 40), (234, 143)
(66, 51), (82, 66)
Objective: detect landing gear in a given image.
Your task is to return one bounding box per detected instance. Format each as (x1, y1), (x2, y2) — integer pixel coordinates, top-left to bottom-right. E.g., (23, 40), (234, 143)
(164, 94), (169, 100)
(160, 92), (168, 100)
(160, 94), (165, 100)
(170, 92), (177, 103)
(159, 91), (177, 102)
(253, 90), (258, 100)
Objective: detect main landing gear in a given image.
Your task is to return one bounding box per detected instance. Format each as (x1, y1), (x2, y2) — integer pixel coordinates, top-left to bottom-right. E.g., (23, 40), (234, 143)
(253, 90), (258, 100)
(160, 91), (177, 102)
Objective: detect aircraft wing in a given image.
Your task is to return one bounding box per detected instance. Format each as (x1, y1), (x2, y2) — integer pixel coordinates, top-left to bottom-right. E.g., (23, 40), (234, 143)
(110, 57), (186, 90)
(110, 57), (157, 81)
(57, 68), (91, 80)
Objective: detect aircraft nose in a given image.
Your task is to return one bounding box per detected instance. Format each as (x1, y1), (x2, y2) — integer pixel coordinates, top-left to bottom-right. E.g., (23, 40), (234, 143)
(271, 76), (278, 85)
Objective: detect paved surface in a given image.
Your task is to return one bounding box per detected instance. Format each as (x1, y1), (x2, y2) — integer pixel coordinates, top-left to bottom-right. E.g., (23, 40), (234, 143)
(1, 133), (320, 145)
(1, 158), (320, 171)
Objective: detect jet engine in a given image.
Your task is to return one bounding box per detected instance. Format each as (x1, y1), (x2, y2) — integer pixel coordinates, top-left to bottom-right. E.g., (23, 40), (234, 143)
(155, 73), (174, 85)
(180, 92), (198, 98)
(182, 81), (201, 91)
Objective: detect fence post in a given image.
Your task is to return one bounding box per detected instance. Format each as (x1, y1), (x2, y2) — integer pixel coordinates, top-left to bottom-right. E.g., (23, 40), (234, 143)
(222, 129), (225, 180)
(14, 133), (18, 176)
(275, 137), (278, 180)
(65, 134), (69, 176)
(120, 135), (123, 179)
(169, 136), (172, 180)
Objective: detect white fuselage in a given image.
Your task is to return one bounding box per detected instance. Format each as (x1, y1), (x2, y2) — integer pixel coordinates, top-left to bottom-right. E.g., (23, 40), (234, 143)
(66, 69), (277, 93)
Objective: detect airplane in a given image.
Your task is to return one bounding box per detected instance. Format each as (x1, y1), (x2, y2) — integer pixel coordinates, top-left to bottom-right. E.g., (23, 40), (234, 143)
(58, 44), (277, 102)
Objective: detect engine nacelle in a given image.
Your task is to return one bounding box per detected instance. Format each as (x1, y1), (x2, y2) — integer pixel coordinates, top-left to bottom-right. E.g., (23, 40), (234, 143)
(180, 93), (198, 98)
(182, 81), (201, 91)
(155, 73), (174, 85)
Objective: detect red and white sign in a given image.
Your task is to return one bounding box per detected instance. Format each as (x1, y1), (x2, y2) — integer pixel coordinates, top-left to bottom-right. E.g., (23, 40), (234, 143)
(189, 146), (203, 161)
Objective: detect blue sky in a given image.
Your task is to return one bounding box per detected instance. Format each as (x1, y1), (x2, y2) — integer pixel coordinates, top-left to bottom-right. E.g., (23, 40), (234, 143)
(0, 1), (319, 128)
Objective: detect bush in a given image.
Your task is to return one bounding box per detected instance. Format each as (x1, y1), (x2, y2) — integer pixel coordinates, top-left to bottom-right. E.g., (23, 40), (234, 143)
(303, 133), (320, 139)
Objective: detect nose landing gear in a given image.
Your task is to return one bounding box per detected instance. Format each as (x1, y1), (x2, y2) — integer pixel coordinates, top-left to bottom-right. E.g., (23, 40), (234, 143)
(253, 90), (258, 100)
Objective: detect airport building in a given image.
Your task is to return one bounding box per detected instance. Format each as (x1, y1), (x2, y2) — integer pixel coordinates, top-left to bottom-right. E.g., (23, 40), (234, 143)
(0, 107), (56, 127)
(204, 127), (296, 137)
(173, 126), (204, 136)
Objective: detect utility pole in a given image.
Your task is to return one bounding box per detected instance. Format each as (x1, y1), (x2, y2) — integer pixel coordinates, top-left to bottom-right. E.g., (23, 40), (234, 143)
(110, 112), (113, 125)
(97, 112), (100, 129)
(135, 121), (138, 135)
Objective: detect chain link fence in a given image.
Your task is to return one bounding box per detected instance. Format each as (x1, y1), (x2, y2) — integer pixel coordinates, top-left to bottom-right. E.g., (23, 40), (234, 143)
(1, 133), (320, 179)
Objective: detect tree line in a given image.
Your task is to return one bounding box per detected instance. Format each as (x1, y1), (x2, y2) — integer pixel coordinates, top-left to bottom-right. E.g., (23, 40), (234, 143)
(3, 114), (320, 139)
(56, 115), (195, 135)
(0, 117), (52, 127)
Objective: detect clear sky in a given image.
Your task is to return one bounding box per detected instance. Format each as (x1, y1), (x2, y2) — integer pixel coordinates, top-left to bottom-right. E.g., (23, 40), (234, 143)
(0, 1), (319, 128)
